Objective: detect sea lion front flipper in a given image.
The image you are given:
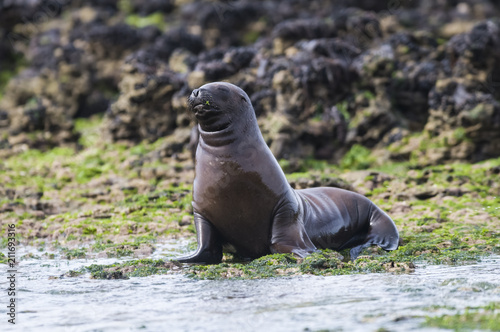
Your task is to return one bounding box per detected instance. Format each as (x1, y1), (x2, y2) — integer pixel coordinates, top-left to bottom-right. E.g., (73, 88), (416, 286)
(174, 212), (223, 264)
(270, 206), (317, 258)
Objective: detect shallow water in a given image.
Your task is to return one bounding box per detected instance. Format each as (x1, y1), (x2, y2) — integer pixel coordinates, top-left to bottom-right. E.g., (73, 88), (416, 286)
(2, 242), (499, 332)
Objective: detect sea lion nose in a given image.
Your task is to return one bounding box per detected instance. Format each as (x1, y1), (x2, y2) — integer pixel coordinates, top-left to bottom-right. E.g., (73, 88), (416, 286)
(192, 89), (199, 98)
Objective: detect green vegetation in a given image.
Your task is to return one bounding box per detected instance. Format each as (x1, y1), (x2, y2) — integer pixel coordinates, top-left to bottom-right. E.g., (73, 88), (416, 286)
(74, 115), (103, 148)
(279, 158), (329, 173)
(188, 250), (415, 280)
(75, 258), (180, 279)
(336, 100), (350, 121)
(243, 30), (260, 44)
(125, 12), (165, 30)
(61, 247), (87, 259)
(0, 54), (27, 101)
(117, 0), (134, 14)
(70, 250), (414, 280)
(423, 302), (500, 331)
(362, 90), (376, 100)
(340, 144), (375, 170)
(0, 116), (194, 257)
(452, 127), (467, 141)
(119, 0), (167, 30)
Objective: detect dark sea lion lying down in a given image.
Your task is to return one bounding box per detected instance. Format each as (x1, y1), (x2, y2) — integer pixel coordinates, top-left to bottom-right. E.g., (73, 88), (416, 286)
(176, 82), (399, 264)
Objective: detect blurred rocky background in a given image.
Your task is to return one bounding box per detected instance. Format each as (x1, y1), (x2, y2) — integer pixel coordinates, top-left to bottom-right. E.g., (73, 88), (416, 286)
(1, 0), (500, 167)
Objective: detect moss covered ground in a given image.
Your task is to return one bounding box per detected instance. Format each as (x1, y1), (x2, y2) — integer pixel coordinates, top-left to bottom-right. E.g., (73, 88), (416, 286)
(423, 302), (500, 331)
(0, 116), (499, 280)
(0, 115), (195, 257)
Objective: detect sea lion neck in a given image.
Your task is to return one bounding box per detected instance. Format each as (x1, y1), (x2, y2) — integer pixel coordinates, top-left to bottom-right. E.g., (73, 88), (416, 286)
(198, 124), (237, 147)
(198, 118), (260, 148)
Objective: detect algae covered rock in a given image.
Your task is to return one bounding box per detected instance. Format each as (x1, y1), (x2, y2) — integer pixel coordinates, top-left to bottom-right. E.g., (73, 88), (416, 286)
(424, 79), (500, 163)
(105, 55), (185, 142)
(1, 0), (500, 165)
(0, 6), (130, 148)
(413, 20), (500, 164)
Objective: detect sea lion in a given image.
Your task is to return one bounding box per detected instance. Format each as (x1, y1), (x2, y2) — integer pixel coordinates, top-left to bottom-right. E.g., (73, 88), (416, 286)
(176, 82), (399, 264)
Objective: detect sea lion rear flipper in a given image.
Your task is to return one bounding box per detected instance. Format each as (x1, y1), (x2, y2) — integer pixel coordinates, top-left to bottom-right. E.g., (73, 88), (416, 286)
(347, 203), (400, 260)
(367, 204), (400, 251)
(270, 207), (318, 258)
(174, 212), (223, 264)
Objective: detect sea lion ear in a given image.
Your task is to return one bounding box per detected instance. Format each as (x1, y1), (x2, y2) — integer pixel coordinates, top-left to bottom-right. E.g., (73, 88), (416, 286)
(240, 95), (248, 103)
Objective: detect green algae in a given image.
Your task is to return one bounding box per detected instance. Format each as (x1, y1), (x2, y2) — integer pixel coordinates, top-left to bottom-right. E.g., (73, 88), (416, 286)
(423, 302), (500, 331)
(0, 116), (194, 256)
(0, 54), (27, 101)
(336, 100), (350, 121)
(61, 247), (87, 259)
(74, 115), (103, 148)
(187, 250), (415, 280)
(279, 158), (329, 173)
(77, 258), (180, 279)
(125, 12), (165, 30)
(91, 236), (157, 258)
(243, 30), (260, 44)
(340, 144), (375, 170)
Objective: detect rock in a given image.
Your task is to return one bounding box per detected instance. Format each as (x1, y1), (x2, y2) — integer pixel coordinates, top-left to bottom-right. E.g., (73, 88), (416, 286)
(194, 46), (256, 81)
(128, 0), (175, 15)
(105, 59), (184, 142)
(179, 215), (191, 227)
(1, 0), (500, 165)
(425, 79), (500, 162)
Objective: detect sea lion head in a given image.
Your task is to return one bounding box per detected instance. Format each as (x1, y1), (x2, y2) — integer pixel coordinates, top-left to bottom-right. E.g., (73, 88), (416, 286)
(188, 82), (253, 133)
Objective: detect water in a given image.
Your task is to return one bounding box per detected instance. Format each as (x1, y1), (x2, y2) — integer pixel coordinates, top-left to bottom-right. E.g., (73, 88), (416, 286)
(2, 243), (499, 332)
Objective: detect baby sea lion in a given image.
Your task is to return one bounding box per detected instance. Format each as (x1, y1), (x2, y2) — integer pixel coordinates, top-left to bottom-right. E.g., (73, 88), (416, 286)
(176, 82), (399, 264)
